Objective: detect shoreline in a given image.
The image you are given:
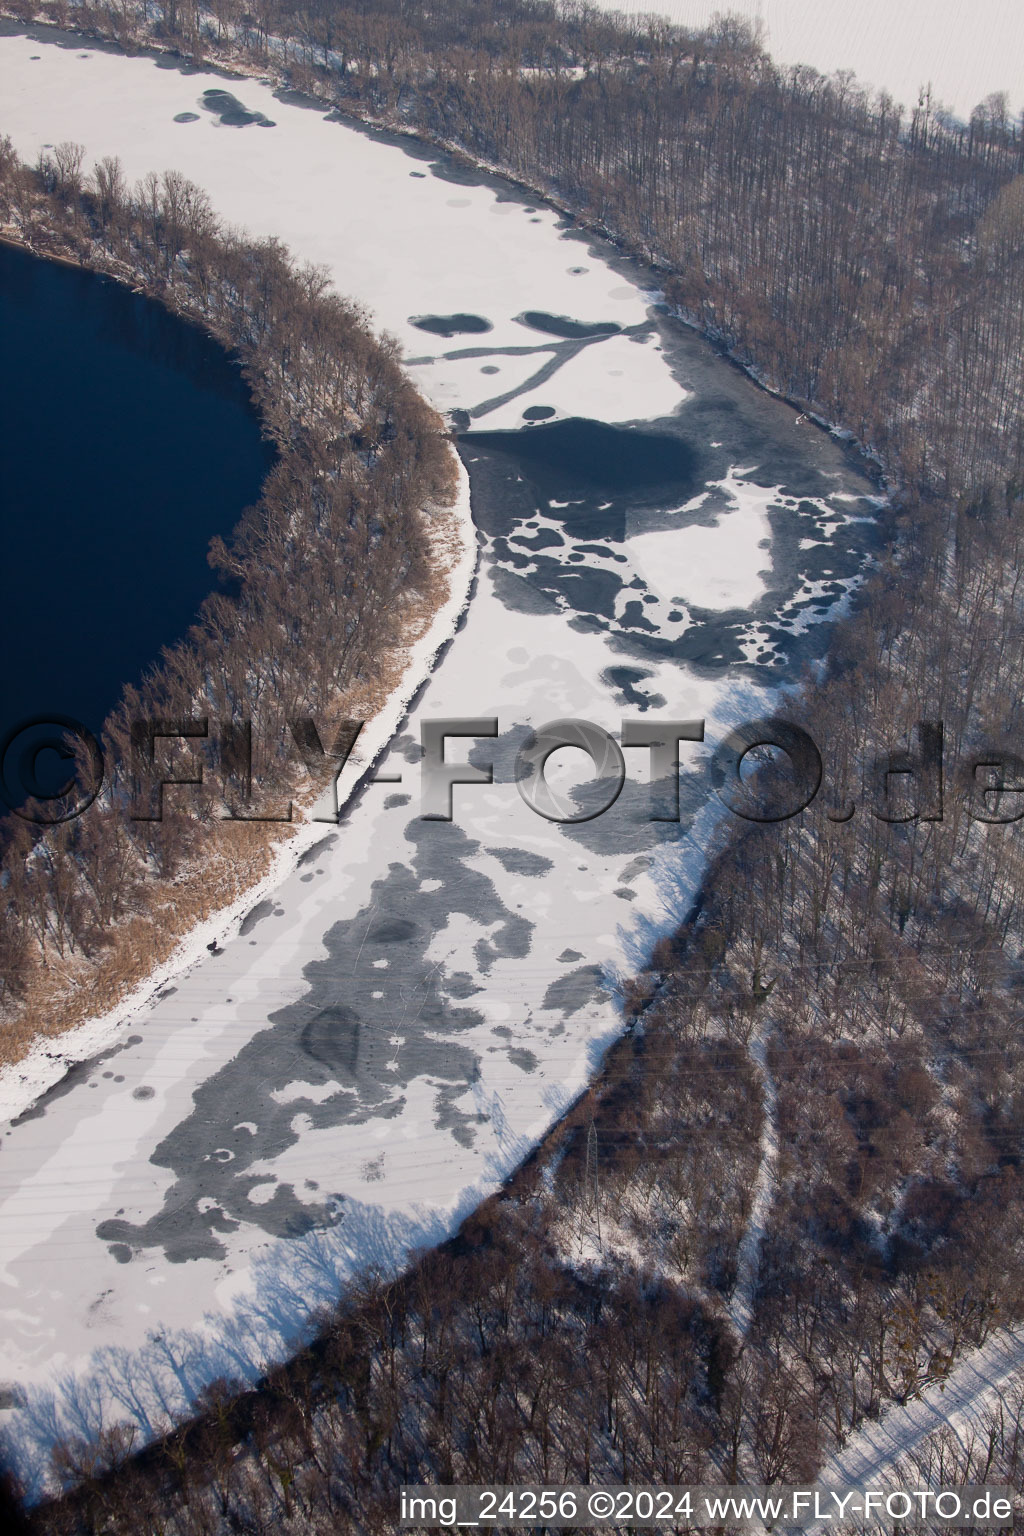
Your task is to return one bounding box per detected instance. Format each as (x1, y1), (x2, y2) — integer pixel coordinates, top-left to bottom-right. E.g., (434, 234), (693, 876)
(0, 13), (893, 1113)
(0, 25), (900, 1491)
(0, 459), (478, 1124)
(0, 14), (893, 1133)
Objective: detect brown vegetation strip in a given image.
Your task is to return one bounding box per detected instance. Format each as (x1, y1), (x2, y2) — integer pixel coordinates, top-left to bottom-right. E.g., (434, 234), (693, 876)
(0, 135), (461, 1067)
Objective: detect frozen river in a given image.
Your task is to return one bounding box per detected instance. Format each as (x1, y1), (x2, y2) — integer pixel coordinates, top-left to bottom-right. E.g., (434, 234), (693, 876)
(0, 29), (879, 1489)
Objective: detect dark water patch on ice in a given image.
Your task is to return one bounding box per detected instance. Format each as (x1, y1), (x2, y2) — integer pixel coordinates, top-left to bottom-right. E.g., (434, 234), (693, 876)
(435, 1083), (485, 1147)
(199, 88), (275, 127)
(272, 87), (328, 111)
(473, 892), (532, 968)
(620, 855), (653, 883)
(542, 965), (607, 1015)
(460, 386), (878, 678)
(489, 565), (561, 616)
(410, 313), (492, 338)
(468, 723), (538, 787)
(12, 1032), (144, 1124)
(511, 526), (564, 552)
(91, 820), (541, 1258)
(301, 1005), (362, 1075)
(370, 916), (418, 943)
(527, 556), (624, 618)
(298, 833), (337, 866)
(577, 542), (627, 560)
(173, 111), (199, 122)
(494, 536), (534, 571)
(466, 727), (691, 856)
(523, 404), (556, 420)
(11, 1061), (93, 1126)
(490, 847), (554, 876)
(426, 156), (490, 186)
(448, 972), (484, 999)
(239, 899), (274, 935)
(391, 732), (424, 763)
(461, 417), (700, 535)
(602, 666), (666, 710)
(518, 311), (621, 340)
(555, 773), (706, 859)
(152, 52), (204, 72)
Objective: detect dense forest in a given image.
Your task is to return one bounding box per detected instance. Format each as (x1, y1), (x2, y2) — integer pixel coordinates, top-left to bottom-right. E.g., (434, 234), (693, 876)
(0, 136), (459, 1060)
(3, 0), (1024, 1528)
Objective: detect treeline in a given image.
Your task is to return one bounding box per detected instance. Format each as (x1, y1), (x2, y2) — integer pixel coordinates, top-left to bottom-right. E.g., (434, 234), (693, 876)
(10, 1201), (728, 1529)
(20, 0), (1024, 499)
(6, 0), (1024, 1523)
(863, 1372), (1024, 1503)
(0, 138), (458, 1046)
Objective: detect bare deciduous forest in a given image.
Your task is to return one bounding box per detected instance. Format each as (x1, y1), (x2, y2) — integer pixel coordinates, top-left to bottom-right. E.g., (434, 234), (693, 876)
(3, 0), (1024, 1528)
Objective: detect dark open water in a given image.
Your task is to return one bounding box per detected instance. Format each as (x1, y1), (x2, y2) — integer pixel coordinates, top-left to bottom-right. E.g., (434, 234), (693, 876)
(0, 240), (273, 791)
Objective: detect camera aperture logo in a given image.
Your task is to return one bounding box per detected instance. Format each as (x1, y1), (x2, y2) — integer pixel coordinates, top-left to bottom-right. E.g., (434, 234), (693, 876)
(3, 712), (1022, 831)
(0, 715), (105, 825)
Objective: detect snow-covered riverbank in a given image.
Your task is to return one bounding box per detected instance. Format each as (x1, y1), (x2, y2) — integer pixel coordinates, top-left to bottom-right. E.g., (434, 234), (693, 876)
(0, 31), (881, 1491)
(0, 461), (478, 1128)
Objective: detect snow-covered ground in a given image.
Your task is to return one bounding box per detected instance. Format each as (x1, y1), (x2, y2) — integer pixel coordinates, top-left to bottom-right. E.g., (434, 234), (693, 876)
(0, 33), (880, 1490)
(807, 1327), (1024, 1528)
(728, 1021), (779, 1342)
(596, 1), (1024, 122)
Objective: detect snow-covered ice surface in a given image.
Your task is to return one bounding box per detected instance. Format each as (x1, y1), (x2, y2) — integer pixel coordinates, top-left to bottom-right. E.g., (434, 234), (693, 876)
(0, 31), (880, 1489)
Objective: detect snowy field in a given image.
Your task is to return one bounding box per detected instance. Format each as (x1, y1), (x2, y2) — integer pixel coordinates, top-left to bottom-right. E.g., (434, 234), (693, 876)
(0, 31), (880, 1490)
(596, 0), (1024, 121)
